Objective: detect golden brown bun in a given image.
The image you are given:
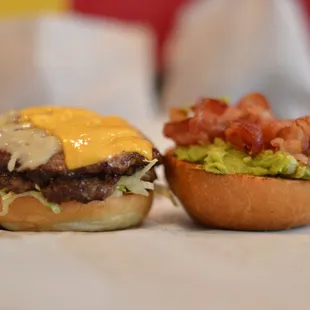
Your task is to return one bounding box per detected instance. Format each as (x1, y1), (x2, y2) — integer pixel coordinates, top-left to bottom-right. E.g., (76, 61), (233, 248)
(0, 193), (153, 232)
(164, 151), (310, 231)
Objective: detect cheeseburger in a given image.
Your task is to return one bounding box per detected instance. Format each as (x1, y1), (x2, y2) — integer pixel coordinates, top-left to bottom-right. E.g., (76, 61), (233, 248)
(163, 93), (310, 231)
(0, 106), (161, 231)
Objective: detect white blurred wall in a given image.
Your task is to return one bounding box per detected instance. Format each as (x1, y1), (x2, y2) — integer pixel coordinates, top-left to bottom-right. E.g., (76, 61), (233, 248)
(162, 0), (310, 119)
(0, 14), (157, 126)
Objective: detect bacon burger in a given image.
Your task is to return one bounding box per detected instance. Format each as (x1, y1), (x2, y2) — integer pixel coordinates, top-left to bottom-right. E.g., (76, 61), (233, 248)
(163, 93), (310, 231)
(0, 106), (161, 231)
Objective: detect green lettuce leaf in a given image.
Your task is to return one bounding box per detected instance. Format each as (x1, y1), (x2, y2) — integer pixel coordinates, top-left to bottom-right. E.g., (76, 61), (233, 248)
(0, 188), (61, 216)
(154, 184), (178, 206)
(111, 159), (158, 197)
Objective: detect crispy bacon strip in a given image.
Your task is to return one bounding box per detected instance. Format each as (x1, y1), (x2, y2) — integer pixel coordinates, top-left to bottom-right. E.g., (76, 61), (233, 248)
(163, 92), (310, 165)
(262, 120), (293, 145)
(268, 117), (310, 163)
(225, 120), (264, 156)
(237, 93), (275, 126)
(164, 98), (229, 145)
(163, 119), (210, 146)
(192, 98), (228, 116)
(163, 94), (271, 151)
(189, 99), (228, 140)
(237, 93), (271, 110)
(296, 117), (310, 137)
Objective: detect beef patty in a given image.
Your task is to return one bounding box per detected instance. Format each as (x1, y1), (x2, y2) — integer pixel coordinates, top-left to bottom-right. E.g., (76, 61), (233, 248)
(0, 148), (161, 204)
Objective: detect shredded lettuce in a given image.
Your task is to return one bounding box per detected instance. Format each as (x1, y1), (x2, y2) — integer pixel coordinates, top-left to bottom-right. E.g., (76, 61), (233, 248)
(110, 159), (178, 206)
(0, 188), (61, 216)
(111, 159), (158, 198)
(0, 158), (177, 215)
(154, 184), (178, 206)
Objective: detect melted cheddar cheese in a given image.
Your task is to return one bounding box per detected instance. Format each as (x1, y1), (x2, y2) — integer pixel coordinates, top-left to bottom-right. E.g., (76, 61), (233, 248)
(20, 106), (153, 170)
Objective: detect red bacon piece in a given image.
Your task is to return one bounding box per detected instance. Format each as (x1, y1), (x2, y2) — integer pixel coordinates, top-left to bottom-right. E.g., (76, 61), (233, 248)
(237, 94), (275, 128)
(192, 98), (228, 116)
(262, 120), (293, 146)
(163, 98), (231, 146)
(295, 117), (310, 138)
(163, 119), (210, 146)
(164, 92), (310, 165)
(237, 93), (271, 110)
(189, 99), (228, 140)
(267, 117), (310, 162)
(225, 120), (264, 156)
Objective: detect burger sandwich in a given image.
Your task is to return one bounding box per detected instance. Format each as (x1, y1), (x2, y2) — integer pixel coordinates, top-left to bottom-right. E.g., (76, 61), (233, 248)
(163, 93), (310, 231)
(0, 106), (162, 231)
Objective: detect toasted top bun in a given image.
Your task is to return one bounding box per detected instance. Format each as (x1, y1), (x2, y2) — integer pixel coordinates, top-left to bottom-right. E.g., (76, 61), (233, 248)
(0, 193), (153, 232)
(164, 151), (310, 231)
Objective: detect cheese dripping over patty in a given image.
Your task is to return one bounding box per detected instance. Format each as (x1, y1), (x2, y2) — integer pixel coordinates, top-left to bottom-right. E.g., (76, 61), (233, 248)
(20, 106), (153, 170)
(0, 110), (61, 171)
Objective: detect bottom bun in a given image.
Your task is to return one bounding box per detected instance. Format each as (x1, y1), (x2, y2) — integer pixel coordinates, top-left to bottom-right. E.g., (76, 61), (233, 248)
(164, 152), (310, 231)
(0, 193), (153, 232)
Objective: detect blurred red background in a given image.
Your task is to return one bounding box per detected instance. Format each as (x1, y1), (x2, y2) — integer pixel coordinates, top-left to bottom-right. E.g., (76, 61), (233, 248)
(72, 0), (193, 70)
(72, 0), (310, 71)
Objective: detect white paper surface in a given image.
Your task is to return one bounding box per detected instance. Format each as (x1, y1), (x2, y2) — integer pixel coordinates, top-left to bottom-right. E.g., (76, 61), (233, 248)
(0, 14), (157, 126)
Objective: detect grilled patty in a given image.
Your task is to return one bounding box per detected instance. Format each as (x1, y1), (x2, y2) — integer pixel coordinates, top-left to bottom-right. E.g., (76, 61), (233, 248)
(0, 149), (161, 179)
(0, 149), (161, 203)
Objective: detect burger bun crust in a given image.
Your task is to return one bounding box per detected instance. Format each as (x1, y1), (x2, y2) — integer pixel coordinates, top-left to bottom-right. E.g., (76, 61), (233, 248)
(164, 151), (310, 231)
(0, 193), (153, 232)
